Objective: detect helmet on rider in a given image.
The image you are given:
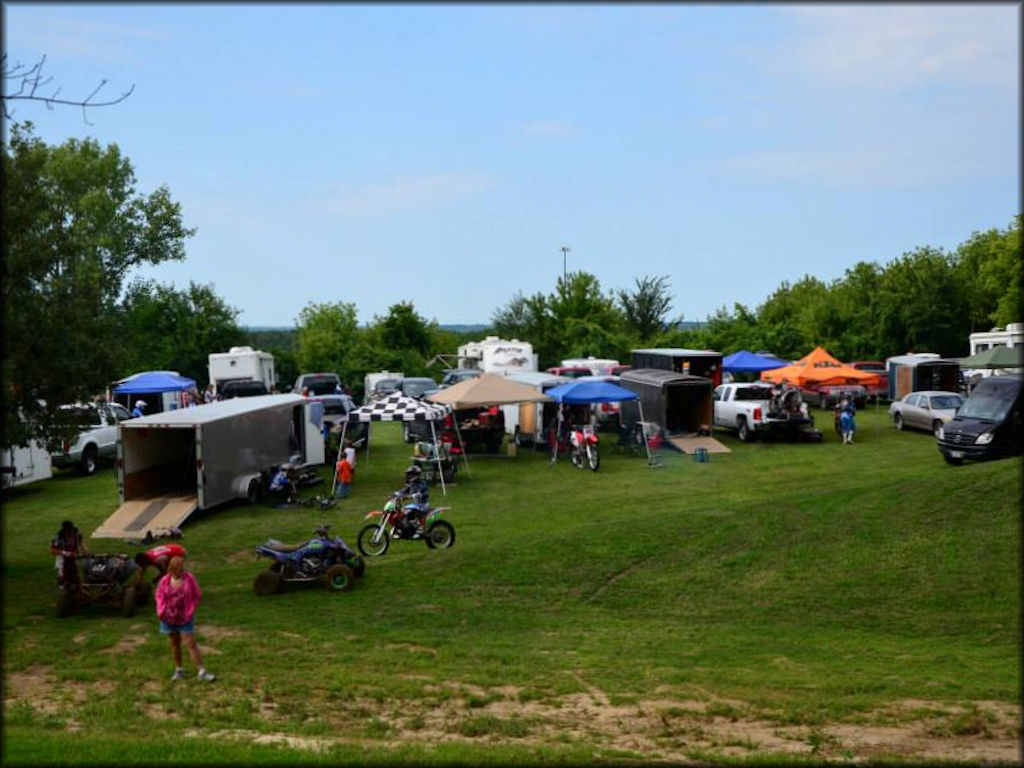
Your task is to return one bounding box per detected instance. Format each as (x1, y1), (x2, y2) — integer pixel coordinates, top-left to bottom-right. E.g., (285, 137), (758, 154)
(134, 400), (147, 411)
(404, 465), (422, 482)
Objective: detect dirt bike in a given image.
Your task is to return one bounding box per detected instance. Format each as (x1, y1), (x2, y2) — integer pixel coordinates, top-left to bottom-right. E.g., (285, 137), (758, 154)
(253, 524), (365, 596)
(569, 424), (600, 471)
(357, 493), (455, 558)
(56, 553), (149, 618)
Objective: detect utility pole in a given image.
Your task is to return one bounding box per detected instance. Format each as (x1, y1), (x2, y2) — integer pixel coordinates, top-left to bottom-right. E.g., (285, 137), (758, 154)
(560, 245), (570, 285)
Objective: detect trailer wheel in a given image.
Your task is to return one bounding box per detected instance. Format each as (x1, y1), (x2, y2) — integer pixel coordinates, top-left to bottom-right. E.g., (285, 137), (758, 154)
(246, 477), (262, 505)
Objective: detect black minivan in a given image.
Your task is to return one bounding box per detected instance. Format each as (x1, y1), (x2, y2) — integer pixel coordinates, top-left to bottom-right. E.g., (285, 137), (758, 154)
(937, 375), (1022, 465)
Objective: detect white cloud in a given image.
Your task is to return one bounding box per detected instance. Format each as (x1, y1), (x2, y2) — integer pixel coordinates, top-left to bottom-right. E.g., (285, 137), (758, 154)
(775, 5), (1018, 92)
(321, 173), (496, 216)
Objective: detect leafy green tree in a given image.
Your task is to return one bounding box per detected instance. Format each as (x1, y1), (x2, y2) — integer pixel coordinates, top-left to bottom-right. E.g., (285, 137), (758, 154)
(954, 217), (1021, 331)
(294, 301), (360, 382)
(2, 122), (192, 447)
(121, 280), (246, 386)
(617, 274), (674, 343)
(375, 301), (434, 357)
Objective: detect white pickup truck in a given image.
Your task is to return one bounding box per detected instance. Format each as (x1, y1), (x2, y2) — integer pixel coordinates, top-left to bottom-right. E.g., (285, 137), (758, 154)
(713, 382), (816, 442)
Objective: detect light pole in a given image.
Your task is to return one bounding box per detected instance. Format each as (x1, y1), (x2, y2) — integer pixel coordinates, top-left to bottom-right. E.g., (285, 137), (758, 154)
(560, 245), (570, 285)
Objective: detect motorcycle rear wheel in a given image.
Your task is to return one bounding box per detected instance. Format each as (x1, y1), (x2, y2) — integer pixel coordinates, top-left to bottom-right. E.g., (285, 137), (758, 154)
(424, 520), (455, 550)
(357, 524), (390, 557)
(324, 564), (355, 592)
(253, 569), (283, 596)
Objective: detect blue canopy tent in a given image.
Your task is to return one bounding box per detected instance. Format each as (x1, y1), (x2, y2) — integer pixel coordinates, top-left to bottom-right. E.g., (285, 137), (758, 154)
(722, 350), (788, 374)
(112, 371), (197, 412)
(544, 380), (653, 465)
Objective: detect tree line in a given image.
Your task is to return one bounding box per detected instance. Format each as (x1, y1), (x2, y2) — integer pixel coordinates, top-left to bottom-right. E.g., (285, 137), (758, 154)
(3, 122), (1019, 448)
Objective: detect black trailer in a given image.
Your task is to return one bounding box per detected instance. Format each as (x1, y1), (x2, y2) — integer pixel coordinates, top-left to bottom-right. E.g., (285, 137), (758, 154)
(630, 348), (724, 387)
(618, 369), (714, 435)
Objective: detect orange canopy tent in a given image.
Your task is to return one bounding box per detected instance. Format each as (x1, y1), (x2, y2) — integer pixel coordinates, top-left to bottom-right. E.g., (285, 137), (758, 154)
(760, 347), (879, 388)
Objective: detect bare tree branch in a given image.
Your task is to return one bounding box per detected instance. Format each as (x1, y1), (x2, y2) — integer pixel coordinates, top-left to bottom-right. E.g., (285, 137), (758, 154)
(3, 54), (134, 125)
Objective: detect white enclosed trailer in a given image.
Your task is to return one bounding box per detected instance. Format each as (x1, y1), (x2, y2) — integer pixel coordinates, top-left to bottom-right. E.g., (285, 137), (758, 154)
(208, 346), (276, 394)
(93, 394), (323, 540)
(1, 440), (53, 490)
(501, 371), (569, 446)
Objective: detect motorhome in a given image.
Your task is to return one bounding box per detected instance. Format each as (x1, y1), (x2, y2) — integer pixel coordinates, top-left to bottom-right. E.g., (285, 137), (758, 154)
(208, 346), (276, 395)
(457, 337), (537, 374)
(93, 394), (323, 540)
(968, 323), (1024, 356)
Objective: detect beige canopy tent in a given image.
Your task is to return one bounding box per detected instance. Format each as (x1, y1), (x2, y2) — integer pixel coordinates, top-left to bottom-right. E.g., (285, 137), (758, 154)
(426, 373), (553, 473)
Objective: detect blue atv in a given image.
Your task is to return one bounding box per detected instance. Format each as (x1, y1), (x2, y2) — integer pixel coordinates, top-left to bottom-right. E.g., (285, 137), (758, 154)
(253, 525), (365, 596)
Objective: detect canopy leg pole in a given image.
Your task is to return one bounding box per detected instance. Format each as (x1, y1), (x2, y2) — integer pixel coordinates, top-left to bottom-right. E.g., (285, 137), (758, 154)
(430, 421), (446, 496)
(551, 408), (561, 466)
(451, 411), (470, 476)
(331, 422), (348, 496)
(638, 402), (653, 466)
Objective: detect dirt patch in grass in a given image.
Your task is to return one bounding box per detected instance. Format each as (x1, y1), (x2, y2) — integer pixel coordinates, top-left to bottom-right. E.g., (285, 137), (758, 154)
(100, 627), (149, 655)
(5, 670), (1020, 762)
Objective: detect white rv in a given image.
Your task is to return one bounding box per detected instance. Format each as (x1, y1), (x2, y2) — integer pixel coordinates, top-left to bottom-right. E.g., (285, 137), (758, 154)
(208, 346), (276, 395)
(1, 440), (53, 490)
(969, 323), (1023, 355)
(457, 336), (537, 374)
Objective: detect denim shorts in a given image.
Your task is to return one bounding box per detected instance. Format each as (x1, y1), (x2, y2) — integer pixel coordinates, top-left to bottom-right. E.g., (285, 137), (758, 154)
(159, 617), (195, 635)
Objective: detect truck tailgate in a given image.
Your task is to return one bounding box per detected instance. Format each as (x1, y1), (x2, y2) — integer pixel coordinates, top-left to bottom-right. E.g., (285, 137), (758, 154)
(92, 494), (198, 540)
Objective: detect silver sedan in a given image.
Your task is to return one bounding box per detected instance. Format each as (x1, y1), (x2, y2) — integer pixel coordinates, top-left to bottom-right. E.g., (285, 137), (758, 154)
(888, 390), (965, 436)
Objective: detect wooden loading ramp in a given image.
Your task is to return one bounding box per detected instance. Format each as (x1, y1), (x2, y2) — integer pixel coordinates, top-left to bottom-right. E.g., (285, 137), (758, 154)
(663, 435), (731, 454)
(92, 495), (198, 540)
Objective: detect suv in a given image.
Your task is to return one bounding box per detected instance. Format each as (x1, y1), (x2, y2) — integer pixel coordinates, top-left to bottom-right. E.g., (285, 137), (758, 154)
(440, 369), (482, 388)
(219, 379), (268, 398)
(51, 402), (132, 475)
(293, 372), (342, 397)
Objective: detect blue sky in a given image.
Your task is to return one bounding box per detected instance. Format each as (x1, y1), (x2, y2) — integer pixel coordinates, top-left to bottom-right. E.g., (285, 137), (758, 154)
(4, 3), (1019, 328)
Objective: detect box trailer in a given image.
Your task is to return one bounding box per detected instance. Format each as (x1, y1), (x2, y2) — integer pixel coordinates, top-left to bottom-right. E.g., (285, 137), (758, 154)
(885, 355), (961, 401)
(501, 372), (569, 447)
(631, 348), (724, 387)
(1, 440), (53, 490)
(208, 346), (276, 394)
(93, 394), (323, 540)
(618, 369), (714, 436)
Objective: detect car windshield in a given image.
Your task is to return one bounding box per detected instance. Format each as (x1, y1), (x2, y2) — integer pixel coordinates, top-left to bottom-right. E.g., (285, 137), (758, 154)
(375, 379), (400, 394)
(403, 380), (436, 398)
(956, 389), (1016, 421)
(66, 406), (98, 427)
(735, 386), (771, 401)
(929, 395), (963, 410)
(304, 377), (339, 395)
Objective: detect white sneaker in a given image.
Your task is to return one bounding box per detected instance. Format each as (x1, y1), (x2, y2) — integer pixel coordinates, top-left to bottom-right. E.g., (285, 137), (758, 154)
(171, 667), (185, 681)
(197, 669), (216, 682)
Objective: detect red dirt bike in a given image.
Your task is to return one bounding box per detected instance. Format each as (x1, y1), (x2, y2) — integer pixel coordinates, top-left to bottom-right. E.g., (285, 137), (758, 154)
(569, 424), (600, 471)
(356, 493), (456, 558)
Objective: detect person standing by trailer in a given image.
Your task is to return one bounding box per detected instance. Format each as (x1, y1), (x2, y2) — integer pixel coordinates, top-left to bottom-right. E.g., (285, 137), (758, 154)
(51, 520), (89, 592)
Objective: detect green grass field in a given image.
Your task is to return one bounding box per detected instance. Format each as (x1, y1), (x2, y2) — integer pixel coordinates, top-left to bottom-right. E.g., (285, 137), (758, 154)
(2, 406), (1020, 764)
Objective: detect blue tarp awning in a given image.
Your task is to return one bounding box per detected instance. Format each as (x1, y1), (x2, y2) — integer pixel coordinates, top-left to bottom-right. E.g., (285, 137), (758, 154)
(112, 371), (196, 394)
(545, 380), (639, 404)
(722, 350), (788, 374)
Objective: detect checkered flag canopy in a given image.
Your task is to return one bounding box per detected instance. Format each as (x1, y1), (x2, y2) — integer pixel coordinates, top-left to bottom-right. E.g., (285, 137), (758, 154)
(348, 391), (448, 422)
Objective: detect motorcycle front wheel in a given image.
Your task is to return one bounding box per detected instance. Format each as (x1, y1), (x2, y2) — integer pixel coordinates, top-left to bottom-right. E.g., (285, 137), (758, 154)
(424, 520), (455, 550)
(587, 446), (600, 471)
(357, 524), (390, 557)
(324, 564), (355, 592)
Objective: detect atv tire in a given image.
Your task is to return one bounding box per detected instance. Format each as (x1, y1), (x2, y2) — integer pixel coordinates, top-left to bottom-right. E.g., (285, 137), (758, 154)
(253, 569), (283, 596)
(324, 564), (355, 592)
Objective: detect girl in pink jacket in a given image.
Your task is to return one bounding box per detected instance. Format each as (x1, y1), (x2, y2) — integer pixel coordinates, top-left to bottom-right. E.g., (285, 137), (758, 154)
(154, 556), (215, 682)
